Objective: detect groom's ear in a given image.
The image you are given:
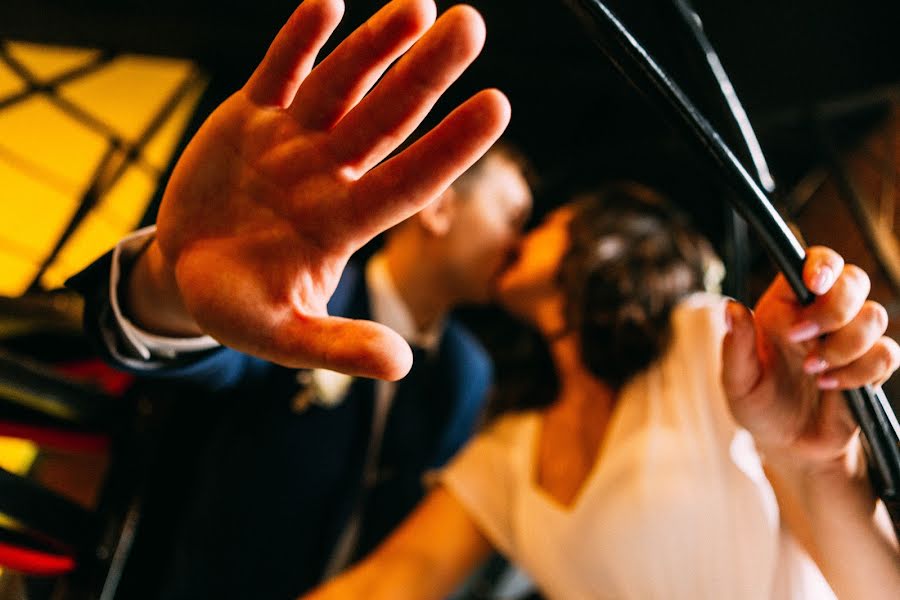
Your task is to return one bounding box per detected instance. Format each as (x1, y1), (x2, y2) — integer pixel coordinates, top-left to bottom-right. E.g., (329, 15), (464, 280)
(416, 187), (458, 237)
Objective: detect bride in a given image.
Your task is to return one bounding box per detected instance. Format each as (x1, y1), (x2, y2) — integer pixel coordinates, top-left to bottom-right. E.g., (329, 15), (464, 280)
(307, 183), (900, 599)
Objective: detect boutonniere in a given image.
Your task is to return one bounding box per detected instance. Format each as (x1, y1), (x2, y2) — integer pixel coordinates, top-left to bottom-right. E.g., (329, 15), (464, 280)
(291, 369), (355, 413)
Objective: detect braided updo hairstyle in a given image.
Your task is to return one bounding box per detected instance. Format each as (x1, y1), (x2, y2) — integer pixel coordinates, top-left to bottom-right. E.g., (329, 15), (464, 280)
(559, 182), (719, 389)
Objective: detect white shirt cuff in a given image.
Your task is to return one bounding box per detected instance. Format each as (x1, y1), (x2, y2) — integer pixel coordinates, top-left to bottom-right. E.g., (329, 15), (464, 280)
(109, 226), (220, 360)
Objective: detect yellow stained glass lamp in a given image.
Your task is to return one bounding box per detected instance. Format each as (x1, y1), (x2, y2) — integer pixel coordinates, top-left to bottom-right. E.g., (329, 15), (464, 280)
(0, 41), (207, 556)
(0, 40), (207, 296)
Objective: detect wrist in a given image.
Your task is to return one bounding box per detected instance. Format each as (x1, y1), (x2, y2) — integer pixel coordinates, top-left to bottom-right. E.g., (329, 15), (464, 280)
(762, 436), (877, 515)
(126, 240), (203, 337)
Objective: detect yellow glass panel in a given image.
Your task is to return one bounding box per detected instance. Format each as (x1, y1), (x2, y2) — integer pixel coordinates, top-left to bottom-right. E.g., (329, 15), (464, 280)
(0, 514), (26, 532)
(0, 158), (79, 264)
(40, 166), (158, 289)
(6, 41), (101, 83)
(143, 78), (206, 171)
(0, 94), (108, 194)
(0, 60), (26, 99)
(59, 55), (194, 143)
(0, 437), (38, 475)
(96, 165), (157, 228)
(40, 212), (126, 290)
(0, 248), (39, 296)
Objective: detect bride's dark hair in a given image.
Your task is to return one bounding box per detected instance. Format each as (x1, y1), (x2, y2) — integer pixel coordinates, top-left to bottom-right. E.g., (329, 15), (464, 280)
(487, 182), (718, 418)
(561, 182), (716, 388)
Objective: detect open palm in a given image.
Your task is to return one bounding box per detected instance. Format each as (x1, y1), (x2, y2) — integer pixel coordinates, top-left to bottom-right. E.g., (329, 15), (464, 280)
(145, 0), (509, 380)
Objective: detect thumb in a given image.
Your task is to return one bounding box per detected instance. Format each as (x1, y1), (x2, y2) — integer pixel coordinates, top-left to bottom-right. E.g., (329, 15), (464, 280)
(277, 315), (414, 381)
(721, 300), (763, 401)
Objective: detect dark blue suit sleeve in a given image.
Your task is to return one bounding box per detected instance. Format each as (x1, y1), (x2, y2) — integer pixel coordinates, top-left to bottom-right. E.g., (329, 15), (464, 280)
(430, 324), (493, 467)
(66, 251), (269, 393)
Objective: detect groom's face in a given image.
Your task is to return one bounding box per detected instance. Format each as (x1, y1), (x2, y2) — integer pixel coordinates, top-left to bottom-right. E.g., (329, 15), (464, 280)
(440, 152), (532, 303)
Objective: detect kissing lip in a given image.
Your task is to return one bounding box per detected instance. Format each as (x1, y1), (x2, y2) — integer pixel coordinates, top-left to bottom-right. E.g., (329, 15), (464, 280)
(491, 246), (522, 299)
(499, 245), (522, 276)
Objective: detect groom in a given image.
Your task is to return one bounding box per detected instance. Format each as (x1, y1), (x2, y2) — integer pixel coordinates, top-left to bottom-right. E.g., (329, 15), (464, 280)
(69, 0), (898, 598)
(68, 1), (531, 596)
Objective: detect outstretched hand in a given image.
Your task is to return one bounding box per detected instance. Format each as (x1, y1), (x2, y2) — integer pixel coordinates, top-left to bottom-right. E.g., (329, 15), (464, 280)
(131, 0), (510, 380)
(722, 247), (900, 467)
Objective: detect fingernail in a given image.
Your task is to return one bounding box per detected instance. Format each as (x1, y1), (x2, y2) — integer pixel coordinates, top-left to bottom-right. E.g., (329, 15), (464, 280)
(810, 265), (834, 295)
(803, 356), (829, 374)
(724, 300), (737, 332)
(788, 320), (820, 343)
(818, 376), (839, 390)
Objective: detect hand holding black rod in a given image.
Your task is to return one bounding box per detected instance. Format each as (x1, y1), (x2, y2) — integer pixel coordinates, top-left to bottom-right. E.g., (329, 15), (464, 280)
(561, 0), (900, 532)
